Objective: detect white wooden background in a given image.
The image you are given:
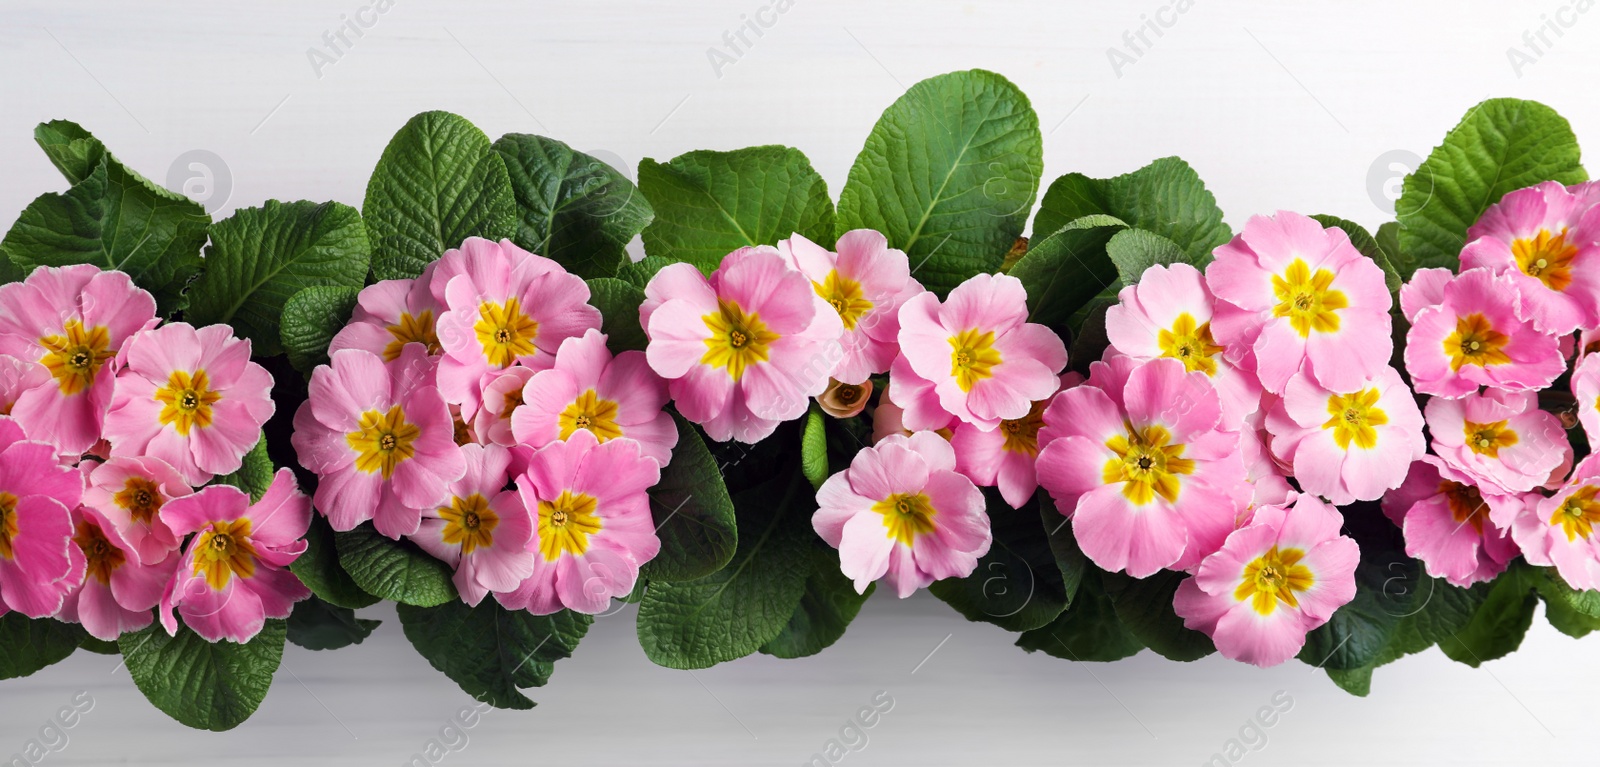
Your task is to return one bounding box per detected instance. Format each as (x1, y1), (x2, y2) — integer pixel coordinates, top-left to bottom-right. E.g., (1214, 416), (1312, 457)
(3, 1), (1600, 764)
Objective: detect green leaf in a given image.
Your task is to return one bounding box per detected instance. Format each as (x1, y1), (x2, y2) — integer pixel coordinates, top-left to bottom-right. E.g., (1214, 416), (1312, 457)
(34, 120), (106, 185)
(617, 255), (674, 289)
(1532, 567), (1600, 638)
(584, 277), (648, 354)
(286, 597), (380, 651)
(640, 413), (738, 582)
(78, 635), (120, 655)
(335, 522), (457, 607)
(929, 490), (1075, 632)
(187, 200), (371, 356)
(1016, 573), (1143, 662)
(290, 515), (380, 609)
(1310, 214), (1401, 294)
(636, 469), (813, 669)
(1038, 495), (1087, 602)
(212, 434), (274, 502)
(1298, 504), (1408, 670)
(1326, 665), (1373, 697)
(1438, 562), (1538, 667)
(1375, 221), (1401, 266)
(1105, 227), (1191, 288)
(1033, 156), (1230, 264)
(1009, 215), (1126, 328)
(638, 146), (834, 273)
(0, 615), (84, 679)
(1103, 570), (1215, 662)
(837, 69), (1043, 297)
(491, 133), (654, 278)
(1396, 98), (1586, 276)
(760, 544), (873, 659)
(399, 600), (591, 709)
(364, 111), (517, 281)
(801, 403), (829, 490)
(2, 155), (210, 314)
(280, 286), (363, 376)
(120, 619), (286, 731)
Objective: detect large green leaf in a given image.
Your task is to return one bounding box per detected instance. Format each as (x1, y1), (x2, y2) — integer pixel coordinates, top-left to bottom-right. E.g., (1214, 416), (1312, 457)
(1298, 504), (1408, 671)
(187, 200), (370, 356)
(34, 120), (106, 185)
(2, 154), (210, 314)
(120, 619), (286, 731)
(760, 543), (873, 659)
(1105, 227), (1191, 288)
(617, 255), (675, 289)
(289, 515), (380, 609)
(1534, 566), (1600, 637)
(1032, 156), (1230, 264)
(1319, 574), (1489, 696)
(800, 403), (829, 490)
(364, 111), (517, 280)
(1395, 98), (1586, 276)
(492, 133), (653, 278)
(584, 277), (648, 354)
(335, 522), (457, 607)
(636, 469), (812, 669)
(639, 413), (737, 582)
(1103, 570), (1215, 662)
(398, 600), (591, 709)
(836, 69), (1043, 297)
(638, 146), (834, 273)
(1439, 562), (1538, 667)
(280, 285), (363, 376)
(1016, 572), (1143, 662)
(0, 615), (84, 679)
(286, 597), (380, 651)
(1008, 214), (1126, 328)
(929, 490), (1075, 632)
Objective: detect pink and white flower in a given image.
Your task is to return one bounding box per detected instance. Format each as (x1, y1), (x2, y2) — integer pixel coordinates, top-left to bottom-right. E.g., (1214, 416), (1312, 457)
(1403, 268), (1563, 398)
(1382, 457), (1519, 587)
(0, 265), (157, 454)
(951, 374), (1079, 509)
(80, 456), (190, 566)
(103, 323), (276, 485)
(780, 230), (920, 384)
(1264, 366), (1424, 505)
(1460, 180), (1600, 334)
(411, 444), (535, 606)
(1106, 262), (1261, 426)
(159, 469), (312, 643)
(0, 417), (83, 617)
(330, 263), (443, 361)
(813, 432), (990, 597)
(57, 507), (177, 640)
(1035, 356), (1245, 577)
(497, 430), (661, 614)
(1509, 455), (1600, 590)
(290, 346), (466, 538)
(1173, 495), (1359, 667)
(896, 273), (1067, 431)
(471, 366), (535, 447)
(641, 248), (843, 443)
(1207, 212), (1393, 394)
(1424, 388), (1570, 495)
(883, 355), (956, 433)
(512, 329), (677, 464)
(431, 238), (601, 410)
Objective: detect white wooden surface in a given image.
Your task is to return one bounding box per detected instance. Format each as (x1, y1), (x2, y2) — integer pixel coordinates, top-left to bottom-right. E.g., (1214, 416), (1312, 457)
(3, 1), (1600, 764)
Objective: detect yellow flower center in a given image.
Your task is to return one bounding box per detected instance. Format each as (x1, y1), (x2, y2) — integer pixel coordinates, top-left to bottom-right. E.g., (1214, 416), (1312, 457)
(558, 388), (623, 442)
(115, 476), (165, 526)
(1463, 419), (1518, 458)
(39, 319), (114, 395)
(439, 493), (499, 555)
(1512, 228), (1579, 291)
(73, 521), (127, 586)
(999, 399), (1048, 457)
(1443, 313), (1511, 372)
(1271, 259), (1348, 337)
(813, 270), (873, 331)
(346, 405), (421, 479)
(1157, 313), (1224, 375)
(1101, 423), (1195, 505)
(0, 493), (18, 561)
(1440, 480), (1489, 534)
(871, 492), (938, 546)
(474, 298), (539, 368)
(948, 328), (1002, 393)
(1234, 546), (1314, 615)
(1320, 387), (1387, 450)
(536, 490), (602, 562)
(153, 369), (222, 436)
(1552, 486), (1600, 541)
(191, 519), (257, 590)
(701, 299), (779, 381)
(383, 310), (441, 361)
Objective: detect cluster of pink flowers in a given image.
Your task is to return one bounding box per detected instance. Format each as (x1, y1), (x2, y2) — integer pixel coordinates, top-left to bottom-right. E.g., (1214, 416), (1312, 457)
(0, 264), (302, 643)
(294, 237), (672, 614)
